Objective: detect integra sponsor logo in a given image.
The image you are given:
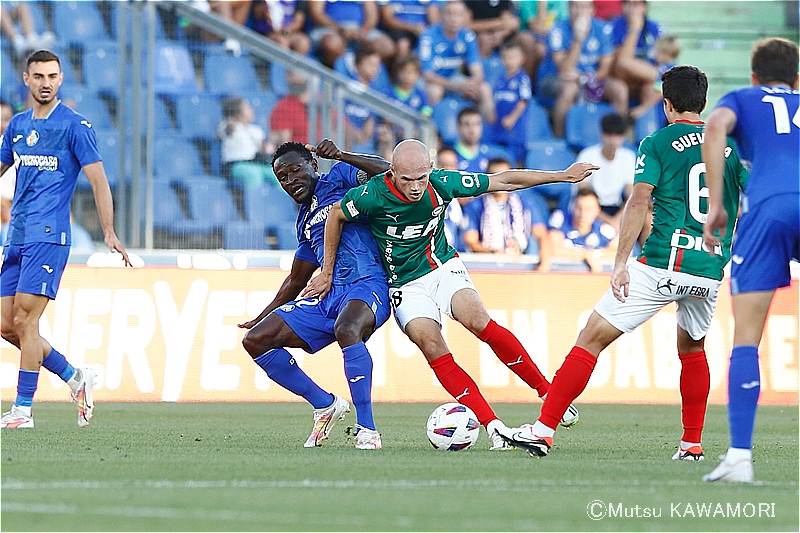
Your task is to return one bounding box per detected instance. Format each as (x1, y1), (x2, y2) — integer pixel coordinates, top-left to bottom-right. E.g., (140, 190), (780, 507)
(16, 154), (58, 171)
(304, 204), (332, 239)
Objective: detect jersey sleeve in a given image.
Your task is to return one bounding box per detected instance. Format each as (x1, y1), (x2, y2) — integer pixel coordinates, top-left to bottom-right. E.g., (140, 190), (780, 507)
(328, 161), (368, 189)
(417, 29), (435, 72)
(340, 183), (373, 221)
(519, 74), (533, 101)
(70, 118), (102, 167)
(715, 90), (743, 140)
(430, 168), (490, 200)
(294, 240), (319, 266)
(598, 21), (614, 56)
(0, 130), (11, 166)
(633, 135), (661, 187)
(464, 30), (481, 67)
(462, 198), (483, 232)
(726, 141), (750, 191)
(548, 22), (569, 53)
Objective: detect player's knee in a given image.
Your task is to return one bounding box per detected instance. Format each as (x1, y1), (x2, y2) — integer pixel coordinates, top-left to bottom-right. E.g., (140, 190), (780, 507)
(334, 321), (365, 347)
(418, 338), (448, 359)
(0, 320), (17, 345)
(242, 330), (273, 359)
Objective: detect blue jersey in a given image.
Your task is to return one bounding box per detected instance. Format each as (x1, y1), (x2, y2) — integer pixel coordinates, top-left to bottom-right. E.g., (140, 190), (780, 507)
(294, 162), (384, 285)
(322, 0), (364, 26)
(548, 209), (616, 249)
(377, 0), (436, 26)
(489, 69), (532, 145)
(716, 85), (800, 207)
(547, 18), (614, 73)
(0, 102), (100, 246)
(609, 16), (664, 63)
(417, 24), (481, 79)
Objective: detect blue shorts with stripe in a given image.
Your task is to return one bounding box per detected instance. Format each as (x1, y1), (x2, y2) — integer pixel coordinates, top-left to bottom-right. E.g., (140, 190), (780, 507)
(273, 275), (391, 353)
(1, 242), (70, 300)
(730, 194), (799, 295)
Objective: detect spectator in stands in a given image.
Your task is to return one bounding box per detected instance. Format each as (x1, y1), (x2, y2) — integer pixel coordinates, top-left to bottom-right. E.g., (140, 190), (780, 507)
(549, 188), (617, 272)
(0, 2), (55, 58)
(308, 0), (395, 68)
(344, 45), (381, 152)
(417, 0), (493, 119)
(219, 96), (277, 188)
(387, 54), (433, 116)
(609, 0), (667, 118)
(642, 35), (681, 114)
(247, 0), (311, 55)
(451, 107), (495, 173)
(464, 0), (520, 59)
(0, 100), (14, 242)
(485, 40), (532, 166)
(576, 113), (635, 231)
(269, 70), (314, 146)
(516, 1), (568, 84)
(378, 0), (441, 58)
(213, 0), (254, 55)
(437, 147), (469, 251)
(463, 158), (530, 255)
(542, 0), (628, 138)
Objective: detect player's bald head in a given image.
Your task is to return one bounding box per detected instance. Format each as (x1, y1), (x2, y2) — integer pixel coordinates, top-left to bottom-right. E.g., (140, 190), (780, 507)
(392, 139), (430, 169)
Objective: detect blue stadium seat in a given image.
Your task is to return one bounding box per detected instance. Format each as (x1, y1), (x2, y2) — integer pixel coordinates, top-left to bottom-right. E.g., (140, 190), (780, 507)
(110, 2), (167, 41)
(242, 91), (280, 127)
(175, 93), (222, 141)
(153, 42), (198, 94)
(150, 181), (188, 229)
(52, 2), (110, 47)
(123, 94), (174, 131)
(482, 53), (504, 87)
(432, 96), (472, 146)
(153, 136), (206, 179)
(565, 102), (615, 151)
(244, 184), (298, 231)
(204, 55), (261, 95)
(173, 178), (241, 233)
(76, 130), (130, 190)
(270, 62), (289, 96)
(26, 2), (49, 35)
(223, 221), (270, 250)
(634, 103), (667, 145)
(483, 144), (517, 165)
(83, 47), (121, 95)
(526, 100), (554, 143)
(1, 49), (19, 103)
(525, 139), (576, 171)
(74, 94), (113, 130)
(275, 222), (298, 250)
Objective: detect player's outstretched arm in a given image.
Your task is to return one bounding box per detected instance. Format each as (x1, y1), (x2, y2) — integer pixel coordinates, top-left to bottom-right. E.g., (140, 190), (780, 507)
(302, 201), (347, 300)
(83, 161), (131, 267)
(702, 106), (737, 255)
(238, 258), (318, 329)
(307, 139), (390, 178)
(610, 181), (654, 302)
(486, 161), (599, 192)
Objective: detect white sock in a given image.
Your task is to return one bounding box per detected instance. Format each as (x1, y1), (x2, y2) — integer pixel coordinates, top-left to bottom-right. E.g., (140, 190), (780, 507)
(532, 420), (555, 438)
(66, 368), (83, 392)
(680, 440), (701, 450)
(726, 447), (752, 463)
(14, 405), (32, 417)
(486, 419), (507, 436)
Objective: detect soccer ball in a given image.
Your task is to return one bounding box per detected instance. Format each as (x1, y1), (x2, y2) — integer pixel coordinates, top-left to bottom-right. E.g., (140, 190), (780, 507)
(426, 403), (480, 451)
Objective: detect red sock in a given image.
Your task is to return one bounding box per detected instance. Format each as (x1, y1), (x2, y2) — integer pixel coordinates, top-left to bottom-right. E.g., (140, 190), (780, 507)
(679, 350), (709, 443)
(429, 353), (497, 427)
(477, 319), (550, 397)
(539, 346), (597, 429)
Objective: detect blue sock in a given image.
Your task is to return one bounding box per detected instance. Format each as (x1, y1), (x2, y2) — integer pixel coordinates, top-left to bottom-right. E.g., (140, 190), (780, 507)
(41, 347), (76, 382)
(343, 342), (375, 430)
(254, 348), (333, 409)
(15, 369), (39, 407)
(728, 345), (760, 449)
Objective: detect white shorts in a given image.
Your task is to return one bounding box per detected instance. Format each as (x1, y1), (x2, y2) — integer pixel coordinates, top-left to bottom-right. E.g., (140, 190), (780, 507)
(594, 261), (720, 341)
(389, 257), (476, 330)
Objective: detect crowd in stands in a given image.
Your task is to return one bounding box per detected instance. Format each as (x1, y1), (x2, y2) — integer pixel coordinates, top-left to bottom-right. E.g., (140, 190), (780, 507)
(0, 0), (676, 269)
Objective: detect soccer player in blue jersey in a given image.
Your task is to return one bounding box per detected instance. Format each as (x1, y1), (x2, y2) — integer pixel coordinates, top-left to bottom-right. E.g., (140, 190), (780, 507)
(702, 37), (799, 483)
(0, 50), (130, 429)
(238, 140), (391, 450)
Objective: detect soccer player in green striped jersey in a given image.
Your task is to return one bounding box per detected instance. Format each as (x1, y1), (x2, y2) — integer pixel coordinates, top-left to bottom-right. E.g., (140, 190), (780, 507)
(305, 139), (597, 451)
(519, 66), (749, 459)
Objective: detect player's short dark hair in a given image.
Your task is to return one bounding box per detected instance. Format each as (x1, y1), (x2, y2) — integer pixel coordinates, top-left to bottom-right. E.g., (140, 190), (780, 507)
(457, 107), (481, 124)
(751, 37), (799, 87)
(600, 113), (626, 135)
(487, 157), (511, 172)
(272, 141), (313, 167)
(26, 50), (60, 70)
(661, 65), (707, 114)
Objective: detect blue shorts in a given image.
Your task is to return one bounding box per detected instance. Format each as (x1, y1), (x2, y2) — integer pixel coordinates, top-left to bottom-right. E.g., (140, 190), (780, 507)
(273, 276), (391, 353)
(730, 194), (800, 295)
(1, 242), (70, 300)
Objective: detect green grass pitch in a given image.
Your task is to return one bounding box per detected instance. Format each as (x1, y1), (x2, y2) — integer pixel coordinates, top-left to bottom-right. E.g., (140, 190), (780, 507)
(1, 402), (797, 532)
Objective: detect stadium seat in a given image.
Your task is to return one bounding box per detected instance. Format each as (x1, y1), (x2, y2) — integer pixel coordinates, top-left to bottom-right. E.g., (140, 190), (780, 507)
(242, 91), (280, 127)
(526, 100), (554, 143)
(83, 47), (122, 95)
(223, 221), (270, 250)
(1, 50), (19, 103)
(565, 102), (615, 151)
(634, 103), (667, 145)
(432, 97), (472, 146)
(123, 94), (174, 131)
(483, 144), (517, 165)
(74, 94), (113, 130)
(204, 55), (261, 95)
(153, 42), (198, 94)
(110, 2), (167, 41)
(153, 136), (206, 179)
(174, 178), (241, 233)
(270, 62), (289, 96)
(52, 1), (110, 47)
(175, 93), (222, 141)
(25, 2), (49, 36)
(525, 139), (576, 171)
(275, 222), (299, 250)
(150, 181), (189, 229)
(244, 184), (298, 231)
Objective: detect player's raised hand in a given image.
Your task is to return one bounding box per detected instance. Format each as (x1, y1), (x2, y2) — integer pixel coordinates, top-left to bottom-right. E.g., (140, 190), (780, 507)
(563, 162), (600, 183)
(703, 203), (728, 256)
(610, 264), (630, 303)
(306, 139), (342, 161)
(302, 270), (332, 300)
(105, 234), (132, 267)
